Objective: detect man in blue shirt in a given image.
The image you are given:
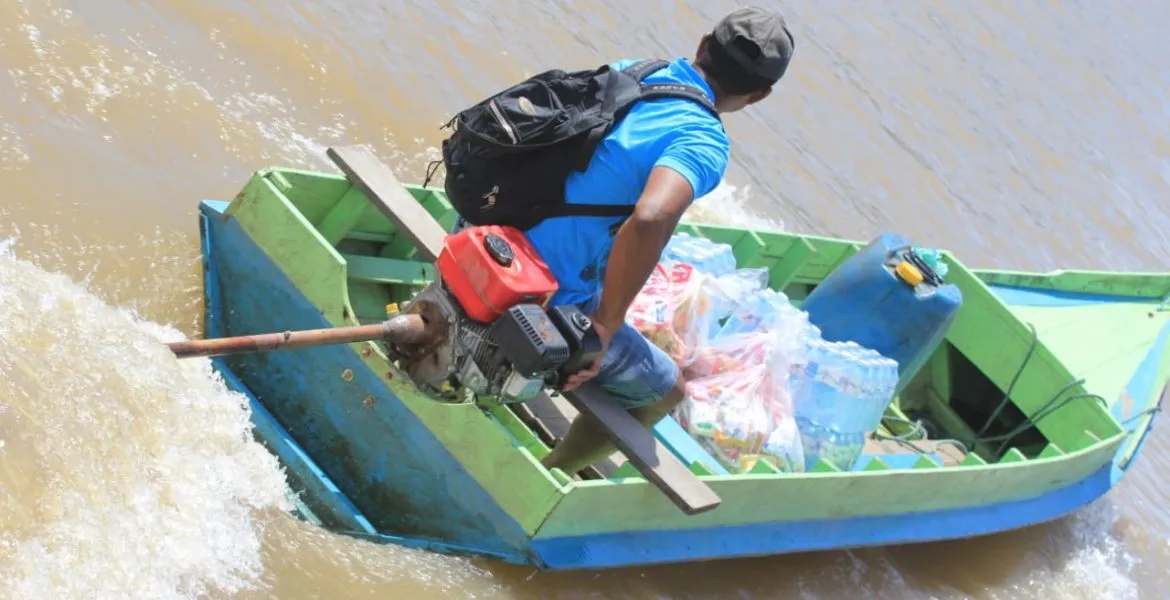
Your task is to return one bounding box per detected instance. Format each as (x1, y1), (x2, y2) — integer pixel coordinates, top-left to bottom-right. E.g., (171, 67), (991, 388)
(460, 8), (794, 475)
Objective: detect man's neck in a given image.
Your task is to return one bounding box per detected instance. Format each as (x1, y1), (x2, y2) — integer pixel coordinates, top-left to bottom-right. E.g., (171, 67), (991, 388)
(689, 60), (726, 113)
(689, 60), (723, 103)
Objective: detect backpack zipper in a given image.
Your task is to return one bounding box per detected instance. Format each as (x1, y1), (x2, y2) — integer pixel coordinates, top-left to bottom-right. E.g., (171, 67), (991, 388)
(488, 99), (519, 144)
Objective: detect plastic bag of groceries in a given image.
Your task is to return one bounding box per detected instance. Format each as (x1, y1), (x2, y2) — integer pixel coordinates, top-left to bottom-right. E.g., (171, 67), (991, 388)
(625, 260), (713, 367)
(674, 330), (806, 473)
(627, 261), (770, 367)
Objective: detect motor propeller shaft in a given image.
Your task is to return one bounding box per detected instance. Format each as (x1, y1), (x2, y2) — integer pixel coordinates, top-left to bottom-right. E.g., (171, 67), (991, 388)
(167, 313), (428, 359)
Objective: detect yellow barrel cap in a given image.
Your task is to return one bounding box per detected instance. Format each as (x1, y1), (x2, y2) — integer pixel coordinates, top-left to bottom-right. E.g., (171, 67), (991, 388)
(895, 260), (924, 287)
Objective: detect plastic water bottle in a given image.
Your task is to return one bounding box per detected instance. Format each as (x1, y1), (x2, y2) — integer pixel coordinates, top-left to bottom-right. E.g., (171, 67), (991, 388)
(709, 242), (736, 276)
(859, 358), (882, 431)
(873, 359), (893, 427)
(793, 338), (826, 421)
(879, 357), (893, 418)
(841, 346), (866, 435)
(665, 234), (737, 277)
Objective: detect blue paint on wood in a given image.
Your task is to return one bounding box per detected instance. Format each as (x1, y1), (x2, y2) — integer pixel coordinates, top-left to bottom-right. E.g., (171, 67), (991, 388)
(198, 200), (535, 565)
(850, 452), (941, 470)
(989, 284), (1152, 308)
(529, 464), (1114, 570)
(651, 417), (729, 476)
(1110, 318), (1170, 482)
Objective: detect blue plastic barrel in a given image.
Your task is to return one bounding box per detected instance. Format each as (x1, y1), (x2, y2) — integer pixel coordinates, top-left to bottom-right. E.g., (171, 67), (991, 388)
(798, 233), (962, 392)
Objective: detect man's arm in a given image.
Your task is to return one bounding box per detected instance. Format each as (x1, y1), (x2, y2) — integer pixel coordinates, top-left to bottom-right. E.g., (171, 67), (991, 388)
(593, 166), (696, 334)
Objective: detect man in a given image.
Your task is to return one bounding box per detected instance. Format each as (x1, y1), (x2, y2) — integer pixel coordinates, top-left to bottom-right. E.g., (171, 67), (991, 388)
(525, 8), (795, 475)
(451, 8), (794, 475)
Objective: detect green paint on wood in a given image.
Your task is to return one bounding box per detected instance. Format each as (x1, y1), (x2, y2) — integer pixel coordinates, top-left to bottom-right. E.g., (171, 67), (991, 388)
(1038, 444), (1065, 459)
(534, 436), (1122, 539)
(999, 448), (1028, 463)
(810, 460), (841, 473)
(690, 461), (716, 476)
(485, 402), (550, 460)
(960, 453), (988, 467)
(343, 254), (434, 287)
(316, 185), (371, 245)
(610, 462), (641, 479)
(862, 457), (891, 471)
(974, 268), (1170, 299)
(227, 171), (352, 324)
(747, 460), (780, 475)
(1071, 430), (1102, 452)
(549, 469), (572, 487)
(912, 455), (942, 469)
(230, 169), (566, 535)
(1010, 303), (1170, 412)
(766, 237), (817, 290)
(940, 256), (1123, 450)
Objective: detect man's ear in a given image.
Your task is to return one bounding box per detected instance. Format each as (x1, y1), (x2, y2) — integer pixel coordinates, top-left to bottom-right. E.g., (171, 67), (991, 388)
(746, 87), (773, 106)
(695, 34), (713, 62)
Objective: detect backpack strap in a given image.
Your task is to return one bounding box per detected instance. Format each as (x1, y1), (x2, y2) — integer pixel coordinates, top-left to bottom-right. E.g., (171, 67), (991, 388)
(639, 83), (718, 117)
(623, 58), (672, 81)
(573, 60), (666, 171)
(557, 59), (721, 220)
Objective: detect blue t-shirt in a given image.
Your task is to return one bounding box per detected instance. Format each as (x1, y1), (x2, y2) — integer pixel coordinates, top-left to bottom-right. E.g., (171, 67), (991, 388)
(523, 57), (731, 306)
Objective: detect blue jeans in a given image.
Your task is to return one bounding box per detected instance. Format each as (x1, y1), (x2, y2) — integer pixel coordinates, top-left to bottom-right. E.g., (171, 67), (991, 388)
(448, 218), (679, 409)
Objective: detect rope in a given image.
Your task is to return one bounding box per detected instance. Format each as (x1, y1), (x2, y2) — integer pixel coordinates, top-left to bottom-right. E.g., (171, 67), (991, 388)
(967, 320), (1161, 459)
(875, 318), (1162, 463)
(873, 415), (970, 457)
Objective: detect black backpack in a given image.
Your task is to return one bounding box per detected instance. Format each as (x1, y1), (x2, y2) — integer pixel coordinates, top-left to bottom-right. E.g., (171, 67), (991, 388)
(425, 59), (721, 231)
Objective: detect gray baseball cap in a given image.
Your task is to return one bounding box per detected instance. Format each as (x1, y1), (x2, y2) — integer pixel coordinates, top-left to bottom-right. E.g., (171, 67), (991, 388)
(711, 7), (795, 86)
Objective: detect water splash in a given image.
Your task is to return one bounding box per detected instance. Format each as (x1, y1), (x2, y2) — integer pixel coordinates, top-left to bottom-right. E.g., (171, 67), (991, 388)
(0, 240), (514, 600)
(0, 242), (292, 599)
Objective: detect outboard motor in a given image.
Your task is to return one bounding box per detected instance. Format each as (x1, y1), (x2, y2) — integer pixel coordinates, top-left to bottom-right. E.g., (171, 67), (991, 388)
(385, 225), (603, 403)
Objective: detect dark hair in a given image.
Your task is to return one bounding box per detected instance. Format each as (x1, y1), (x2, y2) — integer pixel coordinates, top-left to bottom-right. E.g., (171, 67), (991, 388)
(696, 36), (776, 96)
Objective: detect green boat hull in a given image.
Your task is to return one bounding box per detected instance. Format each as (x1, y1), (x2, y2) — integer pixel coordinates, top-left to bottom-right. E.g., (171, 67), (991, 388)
(193, 161), (1170, 570)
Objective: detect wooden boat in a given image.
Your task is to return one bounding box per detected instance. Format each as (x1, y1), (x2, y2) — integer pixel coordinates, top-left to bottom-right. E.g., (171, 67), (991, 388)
(192, 144), (1170, 570)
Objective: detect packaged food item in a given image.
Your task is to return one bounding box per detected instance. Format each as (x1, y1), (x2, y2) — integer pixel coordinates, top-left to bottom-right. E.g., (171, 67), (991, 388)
(628, 261), (771, 368)
(675, 332), (806, 473)
(626, 260), (714, 367)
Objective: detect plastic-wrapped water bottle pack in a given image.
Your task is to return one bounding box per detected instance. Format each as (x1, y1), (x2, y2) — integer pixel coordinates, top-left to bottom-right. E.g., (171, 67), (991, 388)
(629, 233), (902, 473)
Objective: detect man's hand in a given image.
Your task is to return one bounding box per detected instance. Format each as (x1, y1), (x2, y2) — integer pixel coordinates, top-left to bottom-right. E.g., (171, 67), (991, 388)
(562, 318), (615, 392)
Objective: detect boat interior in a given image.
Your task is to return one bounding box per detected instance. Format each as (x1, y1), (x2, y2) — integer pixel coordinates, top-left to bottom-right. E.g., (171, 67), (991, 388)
(261, 166), (1128, 482)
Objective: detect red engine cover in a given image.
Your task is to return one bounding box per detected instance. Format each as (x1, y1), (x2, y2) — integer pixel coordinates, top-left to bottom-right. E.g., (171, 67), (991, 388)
(436, 225), (559, 323)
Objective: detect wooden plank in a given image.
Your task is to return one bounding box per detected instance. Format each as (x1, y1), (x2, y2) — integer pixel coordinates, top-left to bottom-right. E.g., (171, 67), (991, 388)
(565, 383), (722, 515)
(768, 238), (816, 290)
(862, 435), (966, 467)
(342, 254), (434, 287)
(316, 185), (371, 245)
(326, 145), (447, 261)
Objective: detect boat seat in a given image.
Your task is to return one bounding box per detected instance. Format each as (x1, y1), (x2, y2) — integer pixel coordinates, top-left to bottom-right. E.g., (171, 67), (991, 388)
(342, 253), (434, 287)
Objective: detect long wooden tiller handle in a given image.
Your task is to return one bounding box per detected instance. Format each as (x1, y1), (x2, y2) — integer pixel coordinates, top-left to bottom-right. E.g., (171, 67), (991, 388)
(168, 314), (425, 359)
